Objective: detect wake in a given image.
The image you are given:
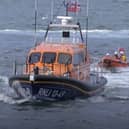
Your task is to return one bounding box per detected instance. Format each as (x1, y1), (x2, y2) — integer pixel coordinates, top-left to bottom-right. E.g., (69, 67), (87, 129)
(0, 75), (29, 104)
(0, 68), (129, 104)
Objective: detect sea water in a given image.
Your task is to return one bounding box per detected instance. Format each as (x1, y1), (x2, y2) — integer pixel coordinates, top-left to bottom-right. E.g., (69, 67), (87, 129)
(0, 0), (129, 129)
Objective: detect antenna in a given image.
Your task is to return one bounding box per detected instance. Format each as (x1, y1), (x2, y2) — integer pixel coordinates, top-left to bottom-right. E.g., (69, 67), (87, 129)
(34, 0), (38, 46)
(63, 0), (69, 16)
(50, 0), (54, 22)
(86, 0), (89, 54)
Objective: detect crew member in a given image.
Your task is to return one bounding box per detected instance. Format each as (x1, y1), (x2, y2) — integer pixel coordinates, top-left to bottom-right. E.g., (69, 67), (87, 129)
(114, 51), (119, 59)
(120, 51), (127, 62)
(106, 53), (110, 56)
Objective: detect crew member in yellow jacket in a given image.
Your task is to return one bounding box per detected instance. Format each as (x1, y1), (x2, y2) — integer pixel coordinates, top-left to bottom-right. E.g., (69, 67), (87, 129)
(120, 51), (127, 62)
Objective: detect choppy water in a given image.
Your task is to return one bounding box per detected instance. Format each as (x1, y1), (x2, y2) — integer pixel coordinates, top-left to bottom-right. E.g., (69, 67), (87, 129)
(0, 0), (129, 129)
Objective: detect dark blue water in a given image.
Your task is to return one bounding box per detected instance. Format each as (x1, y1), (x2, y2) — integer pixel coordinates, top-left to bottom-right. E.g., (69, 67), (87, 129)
(0, 0), (129, 129)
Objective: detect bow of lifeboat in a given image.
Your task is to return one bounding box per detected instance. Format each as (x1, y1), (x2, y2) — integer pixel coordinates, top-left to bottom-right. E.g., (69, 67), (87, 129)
(9, 16), (107, 101)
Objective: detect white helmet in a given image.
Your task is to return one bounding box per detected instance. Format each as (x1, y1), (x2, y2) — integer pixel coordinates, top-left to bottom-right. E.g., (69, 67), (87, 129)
(106, 53), (110, 56)
(114, 51), (118, 55)
(120, 51), (124, 55)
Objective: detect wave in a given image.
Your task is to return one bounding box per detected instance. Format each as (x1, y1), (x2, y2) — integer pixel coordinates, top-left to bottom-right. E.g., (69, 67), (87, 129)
(0, 93), (30, 104)
(0, 76), (8, 85)
(0, 29), (38, 36)
(0, 29), (129, 38)
(0, 73), (129, 104)
(0, 75), (30, 104)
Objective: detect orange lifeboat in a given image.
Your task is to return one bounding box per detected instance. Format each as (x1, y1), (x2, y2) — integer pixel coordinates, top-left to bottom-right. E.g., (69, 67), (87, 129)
(9, 3), (107, 101)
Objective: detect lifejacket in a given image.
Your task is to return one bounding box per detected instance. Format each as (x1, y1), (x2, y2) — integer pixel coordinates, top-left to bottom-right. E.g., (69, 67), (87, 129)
(120, 55), (127, 62)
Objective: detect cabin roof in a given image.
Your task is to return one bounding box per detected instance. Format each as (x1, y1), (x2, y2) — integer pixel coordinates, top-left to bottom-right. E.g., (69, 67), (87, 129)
(30, 43), (85, 54)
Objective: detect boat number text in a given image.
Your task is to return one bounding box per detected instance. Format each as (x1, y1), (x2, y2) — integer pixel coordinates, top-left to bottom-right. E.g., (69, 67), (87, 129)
(22, 87), (32, 97)
(38, 88), (66, 98)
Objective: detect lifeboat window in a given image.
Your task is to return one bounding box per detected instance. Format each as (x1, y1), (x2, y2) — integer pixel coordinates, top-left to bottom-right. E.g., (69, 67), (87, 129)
(58, 53), (72, 64)
(42, 52), (56, 64)
(29, 52), (41, 64)
(73, 52), (85, 65)
(62, 31), (70, 38)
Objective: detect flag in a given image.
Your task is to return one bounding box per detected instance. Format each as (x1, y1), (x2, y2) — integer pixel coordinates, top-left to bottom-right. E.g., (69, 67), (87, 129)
(67, 1), (80, 12)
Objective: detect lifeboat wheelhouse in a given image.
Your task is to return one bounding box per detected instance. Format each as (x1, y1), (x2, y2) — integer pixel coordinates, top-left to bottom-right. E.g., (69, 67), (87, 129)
(25, 16), (90, 81)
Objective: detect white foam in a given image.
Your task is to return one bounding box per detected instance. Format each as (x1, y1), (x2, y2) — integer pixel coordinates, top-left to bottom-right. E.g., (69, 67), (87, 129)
(0, 93), (29, 104)
(104, 68), (129, 88)
(0, 76), (8, 85)
(0, 29), (129, 38)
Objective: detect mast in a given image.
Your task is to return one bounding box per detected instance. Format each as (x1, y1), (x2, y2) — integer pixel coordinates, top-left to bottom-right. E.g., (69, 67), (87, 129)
(85, 0), (89, 54)
(50, 0), (54, 22)
(34, 0), (38, 46)
(65, 0), (69, 16)
(43, 0), (54, 41)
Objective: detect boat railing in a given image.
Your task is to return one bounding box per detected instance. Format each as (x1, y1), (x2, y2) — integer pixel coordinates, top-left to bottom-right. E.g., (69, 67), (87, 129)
(90, 57), (105, 77)
(12, 61), (25, 75)
(13, 58), (105, 82)
(45, 30), (82, 44)
(45, 36), (81, 44)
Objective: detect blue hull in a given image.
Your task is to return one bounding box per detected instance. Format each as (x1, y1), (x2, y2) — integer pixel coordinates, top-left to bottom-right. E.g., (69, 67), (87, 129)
(9, 74), (107, 101)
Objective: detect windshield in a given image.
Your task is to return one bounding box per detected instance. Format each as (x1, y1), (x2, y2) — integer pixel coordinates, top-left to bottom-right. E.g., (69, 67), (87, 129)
(58, 53), (72, 65)
(29, 52), (41, 64)
(42, 52), (56, 64)
(73, 52), (85, 65)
